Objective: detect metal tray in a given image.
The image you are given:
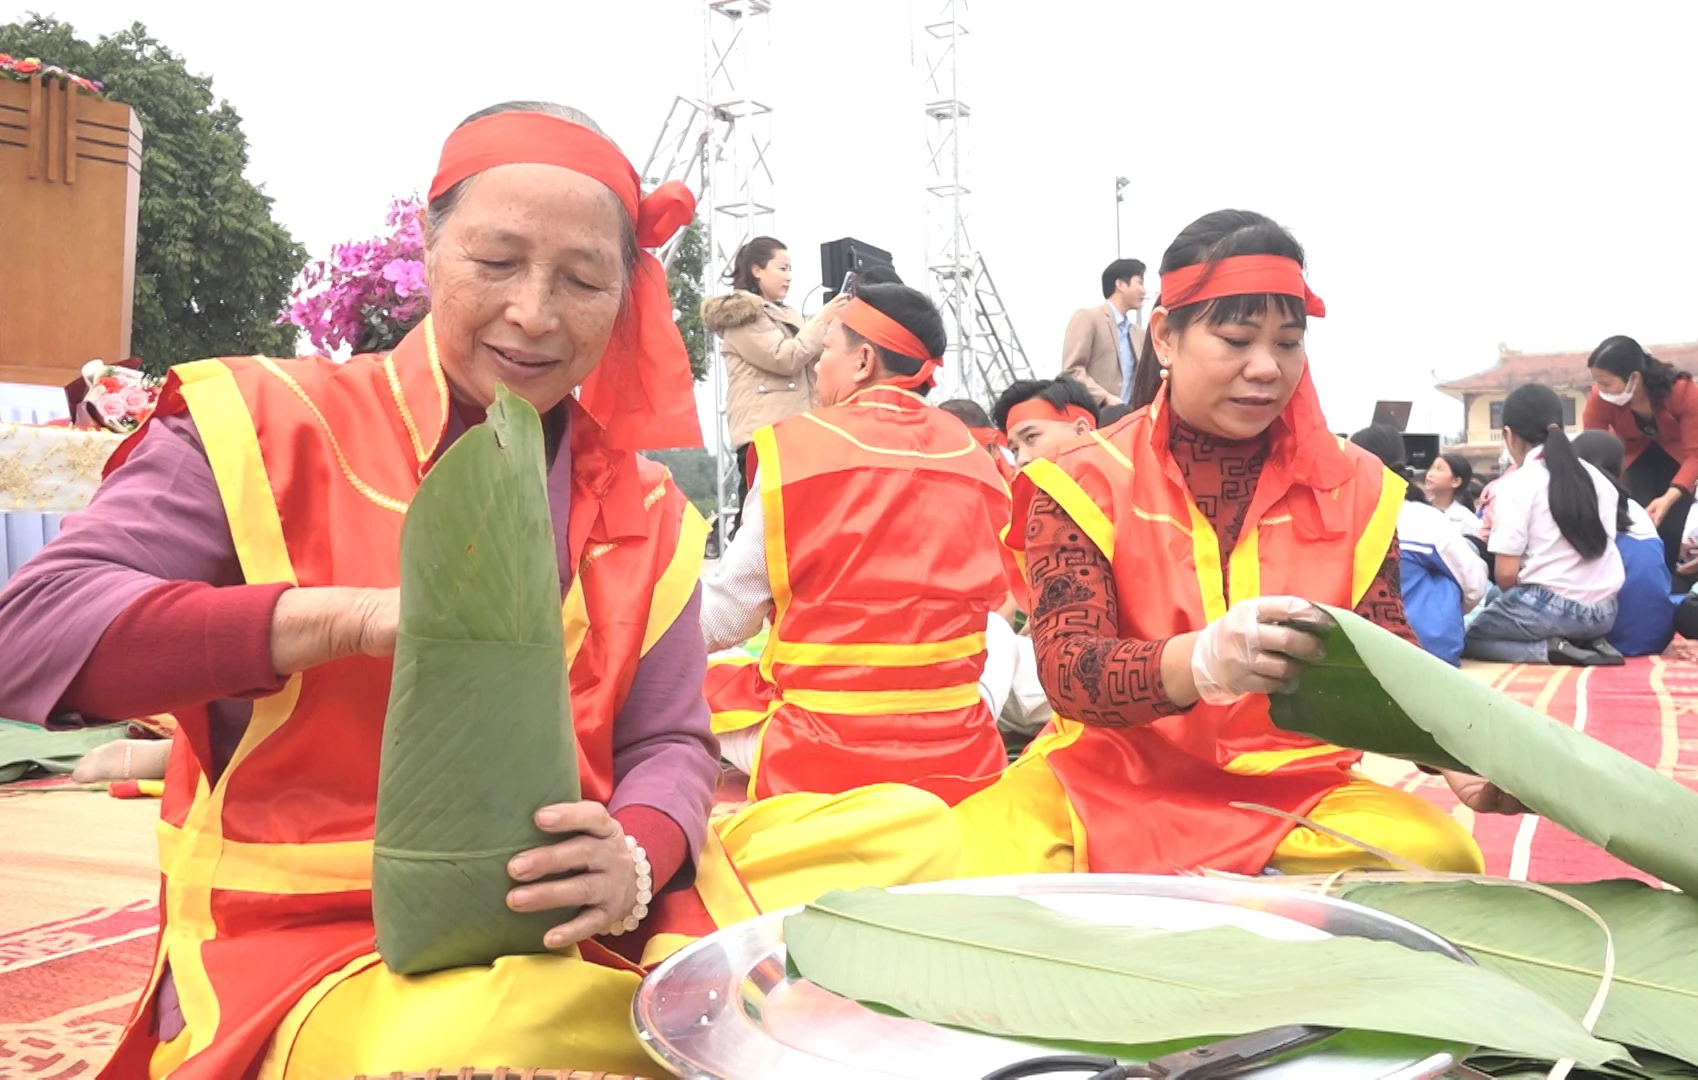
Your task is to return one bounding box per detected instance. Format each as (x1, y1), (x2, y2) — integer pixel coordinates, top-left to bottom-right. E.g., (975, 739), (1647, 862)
(633, 874), (1469, 1079)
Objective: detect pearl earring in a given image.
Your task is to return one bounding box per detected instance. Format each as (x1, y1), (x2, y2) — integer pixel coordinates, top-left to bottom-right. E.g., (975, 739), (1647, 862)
(1158, 364), (1171, 381)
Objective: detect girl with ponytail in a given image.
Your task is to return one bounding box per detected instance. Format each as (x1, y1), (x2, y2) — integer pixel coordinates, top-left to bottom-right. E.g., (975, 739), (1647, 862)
(1572, 430), (1676, 657)
(1583, 334), (1698, 574)
(1349, 425), (1486, 666)
(1464, 384), (1627, 666)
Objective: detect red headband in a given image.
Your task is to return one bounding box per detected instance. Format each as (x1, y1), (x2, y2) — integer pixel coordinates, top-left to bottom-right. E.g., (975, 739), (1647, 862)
(429, 112), (700, 450)
(1006, 399), (1097, 432)
(1157, 254), (1326, 318)
(839, 297), (942, 390)
(968, 425), (1007, 450)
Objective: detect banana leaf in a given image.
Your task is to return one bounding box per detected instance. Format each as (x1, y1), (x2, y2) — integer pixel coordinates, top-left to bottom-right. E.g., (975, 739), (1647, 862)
(372, 386), (578, 976)
(0, 718), (127, 783)
(783, 887), (1624, 1067)
(1336, 880), (1698, 1067)
(1268, 606), (1698, 894)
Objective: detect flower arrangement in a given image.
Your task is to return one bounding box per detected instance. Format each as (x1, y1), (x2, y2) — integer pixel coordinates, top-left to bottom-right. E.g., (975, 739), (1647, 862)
(283, 197), (430, 356)
(80, 361), (162, 434)
(0, 54), (104, 95)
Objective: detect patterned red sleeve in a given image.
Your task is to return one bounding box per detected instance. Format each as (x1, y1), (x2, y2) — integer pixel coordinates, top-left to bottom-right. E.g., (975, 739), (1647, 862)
(1354, 531), (1419, 645)
(1027, 494), (1182, 727)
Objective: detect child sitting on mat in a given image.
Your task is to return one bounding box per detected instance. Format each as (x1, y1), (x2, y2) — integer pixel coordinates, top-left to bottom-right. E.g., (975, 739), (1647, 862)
(1464, 385), (1626, 667)
(1574, 430), (1676, 657)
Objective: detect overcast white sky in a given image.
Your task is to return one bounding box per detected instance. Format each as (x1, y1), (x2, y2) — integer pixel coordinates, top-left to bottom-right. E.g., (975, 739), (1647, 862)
(23, 0), (1698, 438)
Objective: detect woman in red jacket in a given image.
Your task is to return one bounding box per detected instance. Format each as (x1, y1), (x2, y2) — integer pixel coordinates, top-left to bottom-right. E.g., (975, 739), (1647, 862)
(1583, 335), (1698, 578)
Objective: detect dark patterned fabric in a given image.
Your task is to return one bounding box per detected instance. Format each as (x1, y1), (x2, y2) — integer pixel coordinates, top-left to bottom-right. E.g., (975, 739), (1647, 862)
(1030, 419), (1414, 728)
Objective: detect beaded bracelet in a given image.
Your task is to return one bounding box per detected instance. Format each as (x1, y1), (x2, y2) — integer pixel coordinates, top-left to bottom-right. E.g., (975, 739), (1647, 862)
(606, 834), (653, 937)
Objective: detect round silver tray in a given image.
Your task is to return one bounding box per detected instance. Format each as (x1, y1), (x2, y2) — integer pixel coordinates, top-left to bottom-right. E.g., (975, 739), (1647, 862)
(634, 874), (1469, 1079)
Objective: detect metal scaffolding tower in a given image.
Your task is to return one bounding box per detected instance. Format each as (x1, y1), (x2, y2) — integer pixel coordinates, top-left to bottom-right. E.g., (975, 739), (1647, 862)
(919, 0), (1032, 404)
(639, 0), (775, 533)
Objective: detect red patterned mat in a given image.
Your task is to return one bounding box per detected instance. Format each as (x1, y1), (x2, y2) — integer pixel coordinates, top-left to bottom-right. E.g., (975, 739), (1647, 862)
(0, 901), (157, 1078)
(1392, 656), (1698, 884)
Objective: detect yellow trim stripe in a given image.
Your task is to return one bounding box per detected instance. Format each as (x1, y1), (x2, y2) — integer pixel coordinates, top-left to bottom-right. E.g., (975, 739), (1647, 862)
(771, 632), (986, 668)
(642, 502), (709, 656)
(1188, 499), (1228, 623)
(710, 705), (777, 735)
(177, 361), (297, 587)
(1224, 743), (1351, 777)
(754, 425), (788, 685)
(562, 575), (589, 669)
(1023, 457), (1115, 561)
(1089, 429), (1134, 472)
(799, 410), (979, 460)
(1227, 522), (1261, 609)
(158, 823), (373, 895)
(1352, 466), (1406, 605)
(780, 682), (981, 716)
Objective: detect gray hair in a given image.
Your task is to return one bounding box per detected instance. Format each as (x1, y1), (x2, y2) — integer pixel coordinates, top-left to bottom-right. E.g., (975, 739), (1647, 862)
(424, 100), (639, 279)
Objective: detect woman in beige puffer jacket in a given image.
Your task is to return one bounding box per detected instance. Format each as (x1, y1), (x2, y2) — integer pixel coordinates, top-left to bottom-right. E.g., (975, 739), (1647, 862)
(701, 236), (848, 515)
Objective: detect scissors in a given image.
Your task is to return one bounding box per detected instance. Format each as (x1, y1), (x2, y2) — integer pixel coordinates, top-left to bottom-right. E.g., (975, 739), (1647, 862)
(981, 1025), (1337, 1080)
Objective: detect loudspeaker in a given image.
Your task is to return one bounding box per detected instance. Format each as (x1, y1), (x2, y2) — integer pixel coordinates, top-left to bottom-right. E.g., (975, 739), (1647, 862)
(1403, 433), (1442, 470)
(821, 237), (897, 300)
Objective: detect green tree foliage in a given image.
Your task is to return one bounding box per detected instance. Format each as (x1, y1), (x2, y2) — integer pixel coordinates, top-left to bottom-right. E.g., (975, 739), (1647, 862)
(0, 16), (306, 374)
(667, 220), (710, 381)
(643, 447), (716, 518)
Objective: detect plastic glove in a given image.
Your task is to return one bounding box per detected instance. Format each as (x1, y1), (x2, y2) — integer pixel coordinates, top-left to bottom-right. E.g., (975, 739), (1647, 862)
(1190, 596), (1332, 706)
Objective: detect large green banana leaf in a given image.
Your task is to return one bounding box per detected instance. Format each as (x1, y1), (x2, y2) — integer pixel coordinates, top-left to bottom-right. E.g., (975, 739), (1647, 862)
(1268, 606), (1698, 894)
(372, 386), (578, 976)
(1335, 879), (1698, 1067)
(783, 887), (1623, 1068)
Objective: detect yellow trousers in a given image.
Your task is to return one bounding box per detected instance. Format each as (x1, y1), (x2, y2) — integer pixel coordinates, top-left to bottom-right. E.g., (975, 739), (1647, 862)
(252, 783), (962, 1079)
(952, 754), (1484, 877)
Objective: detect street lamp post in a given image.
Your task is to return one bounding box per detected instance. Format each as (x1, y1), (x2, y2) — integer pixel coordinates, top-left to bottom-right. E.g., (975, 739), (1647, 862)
(1115, 176), (1129, 258)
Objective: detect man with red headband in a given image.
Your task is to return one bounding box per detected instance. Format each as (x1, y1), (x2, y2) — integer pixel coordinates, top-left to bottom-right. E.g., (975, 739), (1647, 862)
(701, 282), (1016, 802)
(955, 210), (1513, 881)
(993, 376), (1103, 468)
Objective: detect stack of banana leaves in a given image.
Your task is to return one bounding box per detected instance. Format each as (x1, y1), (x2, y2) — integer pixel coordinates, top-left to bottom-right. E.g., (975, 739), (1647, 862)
(785, 611), (1698, 1077)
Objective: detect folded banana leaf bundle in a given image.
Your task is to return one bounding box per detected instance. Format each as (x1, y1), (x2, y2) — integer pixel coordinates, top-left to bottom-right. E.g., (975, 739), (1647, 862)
(372, 387), (579, 975)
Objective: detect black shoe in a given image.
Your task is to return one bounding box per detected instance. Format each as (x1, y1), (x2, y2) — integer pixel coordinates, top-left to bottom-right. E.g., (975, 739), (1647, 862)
(1587, 639), (1627, 666)
(1548, 639), (1602, 666)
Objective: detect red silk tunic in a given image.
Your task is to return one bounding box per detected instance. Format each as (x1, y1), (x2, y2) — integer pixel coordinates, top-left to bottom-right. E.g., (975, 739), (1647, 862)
(1010, 386), (1404, 875)
(98, 321), (707, 1080)
(739, 386), (1014, 803)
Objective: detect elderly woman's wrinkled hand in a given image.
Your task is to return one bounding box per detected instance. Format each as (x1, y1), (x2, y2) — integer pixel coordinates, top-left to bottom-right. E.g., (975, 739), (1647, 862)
(1441, 770), (1526, 815)
(1190, 596), (1331, 705)
(506, 801), (640, 949)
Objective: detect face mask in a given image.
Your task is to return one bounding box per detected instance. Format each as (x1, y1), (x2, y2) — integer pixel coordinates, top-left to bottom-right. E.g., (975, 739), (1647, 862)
(1599, 374), (1638, 406)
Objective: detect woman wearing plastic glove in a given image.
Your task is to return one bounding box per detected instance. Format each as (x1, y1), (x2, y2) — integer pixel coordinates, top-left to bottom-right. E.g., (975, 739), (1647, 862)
(954, 210), (1520, 880)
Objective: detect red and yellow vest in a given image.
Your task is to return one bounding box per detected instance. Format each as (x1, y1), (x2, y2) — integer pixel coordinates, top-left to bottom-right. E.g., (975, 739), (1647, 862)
(1014, 391), (1403, 875)
(98, 320), (706, 1080)
(714, 386), (1013, 804)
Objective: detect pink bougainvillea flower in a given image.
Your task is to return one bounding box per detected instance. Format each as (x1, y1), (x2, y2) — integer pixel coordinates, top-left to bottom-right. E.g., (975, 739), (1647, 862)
(382, 259), (427, 298)
(0, 54), (14, 66)
(13, 58), (42, 74)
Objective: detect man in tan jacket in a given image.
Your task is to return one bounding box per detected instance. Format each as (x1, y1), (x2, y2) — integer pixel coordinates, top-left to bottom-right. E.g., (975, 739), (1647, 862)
(1060, 258), (1146, 405)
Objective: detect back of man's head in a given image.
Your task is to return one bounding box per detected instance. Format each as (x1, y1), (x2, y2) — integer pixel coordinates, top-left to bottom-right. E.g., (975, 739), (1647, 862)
(842, 283), (948, 397)
(938, 398), (994, 429)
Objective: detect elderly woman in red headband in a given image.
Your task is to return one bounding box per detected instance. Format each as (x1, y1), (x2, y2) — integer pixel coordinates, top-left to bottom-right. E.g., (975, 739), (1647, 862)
(0, 101), (722, 1078)
(954, 209), (1524, 880)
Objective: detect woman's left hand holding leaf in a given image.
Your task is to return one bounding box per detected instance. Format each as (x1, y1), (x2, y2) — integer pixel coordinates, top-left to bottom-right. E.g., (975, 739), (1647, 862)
(505, 801), (638, 949)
